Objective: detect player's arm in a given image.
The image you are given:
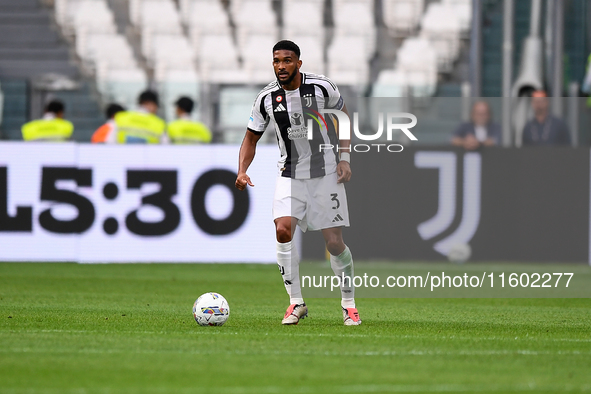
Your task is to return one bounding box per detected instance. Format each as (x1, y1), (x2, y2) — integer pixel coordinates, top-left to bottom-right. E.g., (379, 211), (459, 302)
(237, 92), (268, 190)
(336, 103), (352, 184)
(236, 130), (262, 190)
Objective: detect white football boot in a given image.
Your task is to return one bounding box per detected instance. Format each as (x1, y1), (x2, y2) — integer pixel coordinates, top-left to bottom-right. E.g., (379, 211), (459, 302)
(281, 303), (308, 325)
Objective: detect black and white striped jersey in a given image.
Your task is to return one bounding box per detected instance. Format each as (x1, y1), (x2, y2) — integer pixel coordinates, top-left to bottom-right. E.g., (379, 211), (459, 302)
(247, 72), (345, 179)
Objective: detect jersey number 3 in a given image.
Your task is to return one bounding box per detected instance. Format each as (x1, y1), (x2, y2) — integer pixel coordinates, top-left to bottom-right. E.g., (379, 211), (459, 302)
(330, 193), (340, 210)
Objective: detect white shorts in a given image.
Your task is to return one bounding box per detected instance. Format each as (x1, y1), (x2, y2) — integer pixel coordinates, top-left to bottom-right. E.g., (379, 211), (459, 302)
(273, 172), (350, 232)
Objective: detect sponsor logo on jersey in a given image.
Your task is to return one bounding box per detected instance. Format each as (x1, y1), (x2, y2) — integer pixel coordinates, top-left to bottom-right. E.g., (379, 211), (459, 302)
(291, 113), (303, 126)
(287, 113), (308, 140)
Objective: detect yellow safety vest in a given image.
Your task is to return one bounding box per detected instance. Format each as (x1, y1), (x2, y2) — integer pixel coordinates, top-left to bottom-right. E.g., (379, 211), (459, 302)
(114, 111), (166, 144)
(167, 119), (212, 144)
(21, 118), (74, 142)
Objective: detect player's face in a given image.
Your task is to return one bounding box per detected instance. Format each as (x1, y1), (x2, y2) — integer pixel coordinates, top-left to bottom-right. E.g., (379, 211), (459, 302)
(273, 50), (301, 85)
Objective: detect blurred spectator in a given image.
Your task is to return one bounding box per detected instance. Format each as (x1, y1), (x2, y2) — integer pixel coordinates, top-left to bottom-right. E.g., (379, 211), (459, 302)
(106, 90), (167, 144)
(522, 91), (571, 146)
(583, 53), (591, 107)
(91, 103), (125, 143)
(21, 100), (74, 142)
(167, 97), (212, 144)
(451, 101), (500, 150)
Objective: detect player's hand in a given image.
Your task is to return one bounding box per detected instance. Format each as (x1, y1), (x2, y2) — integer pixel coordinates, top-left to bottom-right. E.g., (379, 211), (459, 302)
(336, 161), (351, 184)
(235, 173), (254, 191)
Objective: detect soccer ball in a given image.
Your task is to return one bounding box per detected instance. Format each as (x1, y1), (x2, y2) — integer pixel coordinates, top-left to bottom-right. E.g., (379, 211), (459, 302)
(193, 292), (230, 326)
(447, 243), (472, 264)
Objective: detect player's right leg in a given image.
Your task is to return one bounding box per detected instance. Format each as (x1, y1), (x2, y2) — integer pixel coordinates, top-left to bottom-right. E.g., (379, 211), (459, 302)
(273, 176), (308, 325)
(275, 216), (307, 325)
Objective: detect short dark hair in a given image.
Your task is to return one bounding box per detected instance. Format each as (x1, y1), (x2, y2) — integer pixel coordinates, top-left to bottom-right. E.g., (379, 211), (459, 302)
(45, 100), (64, 115)
(175, 96), (194, 114)
(105, 103), (125, 119)
(273, 40), (300, 58)
(138, 90), (159, 106)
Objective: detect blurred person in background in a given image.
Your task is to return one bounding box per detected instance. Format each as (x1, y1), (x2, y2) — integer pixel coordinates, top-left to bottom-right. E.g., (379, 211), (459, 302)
(522, 90), (571, 146)
(21, 100), (74, 142)
(451, 101), (500, 150)
(167, 96), (212, 144)
(583, 52), (591, 107)
(105, 90), (167, 144)
(91, 103), (125, 143)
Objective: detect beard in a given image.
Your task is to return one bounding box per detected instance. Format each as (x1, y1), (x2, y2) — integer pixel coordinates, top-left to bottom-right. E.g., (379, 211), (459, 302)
(276, 69), (298, 86)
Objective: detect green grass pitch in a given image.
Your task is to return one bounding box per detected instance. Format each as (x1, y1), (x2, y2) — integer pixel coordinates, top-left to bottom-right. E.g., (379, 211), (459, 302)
(1, 262), (590, 394)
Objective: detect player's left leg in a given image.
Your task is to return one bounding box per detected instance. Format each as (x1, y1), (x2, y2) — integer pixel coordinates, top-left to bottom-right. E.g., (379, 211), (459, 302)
(275, 217), (307, 324)
(322, 227), (361, 326)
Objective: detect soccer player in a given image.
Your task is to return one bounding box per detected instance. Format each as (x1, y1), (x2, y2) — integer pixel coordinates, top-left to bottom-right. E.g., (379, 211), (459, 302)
(235, 40), (361, 326)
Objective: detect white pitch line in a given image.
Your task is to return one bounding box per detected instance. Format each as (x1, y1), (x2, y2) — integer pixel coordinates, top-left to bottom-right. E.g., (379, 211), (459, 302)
(2, 329), (591, 344)
(0, 383), (590, 394)
(0, 347), (588, 357)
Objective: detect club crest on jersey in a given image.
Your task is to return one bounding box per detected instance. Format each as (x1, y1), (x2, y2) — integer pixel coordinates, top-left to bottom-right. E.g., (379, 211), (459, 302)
(302, 93), (314, 108)
(287, 113), (308, 140)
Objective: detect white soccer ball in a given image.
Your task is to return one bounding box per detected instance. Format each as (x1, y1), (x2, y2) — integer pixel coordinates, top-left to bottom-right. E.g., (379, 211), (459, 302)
(447, 243), (472, 264)
(193, 292), (230, 326)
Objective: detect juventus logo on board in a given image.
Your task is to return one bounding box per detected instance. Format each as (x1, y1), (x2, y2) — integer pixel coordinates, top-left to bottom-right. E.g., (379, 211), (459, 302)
(415, 151), (482, 256)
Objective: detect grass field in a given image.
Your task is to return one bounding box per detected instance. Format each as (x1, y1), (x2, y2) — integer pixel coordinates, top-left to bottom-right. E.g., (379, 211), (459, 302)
(1, 262), (590, 394)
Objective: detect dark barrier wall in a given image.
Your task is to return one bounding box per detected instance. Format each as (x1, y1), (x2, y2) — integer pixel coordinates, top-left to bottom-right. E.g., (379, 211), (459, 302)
(302, 147), (589, 263)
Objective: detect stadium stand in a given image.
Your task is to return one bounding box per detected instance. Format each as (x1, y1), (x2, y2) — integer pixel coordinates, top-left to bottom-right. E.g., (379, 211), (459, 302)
(332, 0), (376, 58)
(291, 36), (325, 76)
(0, 0), (104, 141)
(373, 37), (437, 98)
(0, 0), (78, 78)
(198, 34), (245, 84)
(55, 0), (116, 37)
(282, 0), (324, 44)
(374, 0), (468, 102)
(0, 0), (478, 143)
(328, 0), (376, 87)
(233, 0), (279, 48)
(218, 86), (263, 143)
(184, 0), (231, 49)
(443, 0), (472, 32)
(327, 35), (370, 87)
(242, 34), (278, 84)
(419, 2), (462, 72)
(371, 69), (408, 98)
(55, 0), (147, 111)
(382, 0), (424, 35)
(129, 0), (197, 119)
